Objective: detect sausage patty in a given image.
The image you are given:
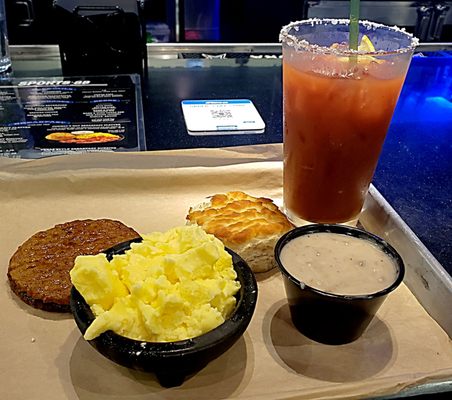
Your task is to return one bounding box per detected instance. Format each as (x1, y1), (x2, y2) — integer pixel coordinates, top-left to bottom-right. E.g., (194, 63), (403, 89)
(8, 219), (140, 312)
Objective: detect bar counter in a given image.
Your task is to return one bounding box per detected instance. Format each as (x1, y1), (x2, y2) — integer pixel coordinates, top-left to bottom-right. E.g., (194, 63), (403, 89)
(9, 43), (451, 276)
(3, 43), (452, 399)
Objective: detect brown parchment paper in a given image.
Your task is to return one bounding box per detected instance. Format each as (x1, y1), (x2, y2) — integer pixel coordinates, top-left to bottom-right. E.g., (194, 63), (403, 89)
(1, 144), (451, 400)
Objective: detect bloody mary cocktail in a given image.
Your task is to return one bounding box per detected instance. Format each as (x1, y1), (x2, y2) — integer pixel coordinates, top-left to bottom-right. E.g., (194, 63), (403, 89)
(280, 19), (418, 225)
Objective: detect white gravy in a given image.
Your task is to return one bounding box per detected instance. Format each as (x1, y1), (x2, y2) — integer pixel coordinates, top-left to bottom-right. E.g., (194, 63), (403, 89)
(279, 232), (397, 296)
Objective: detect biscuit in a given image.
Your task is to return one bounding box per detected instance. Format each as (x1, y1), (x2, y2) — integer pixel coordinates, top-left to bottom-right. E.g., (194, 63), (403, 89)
(187, 191), (293, 272)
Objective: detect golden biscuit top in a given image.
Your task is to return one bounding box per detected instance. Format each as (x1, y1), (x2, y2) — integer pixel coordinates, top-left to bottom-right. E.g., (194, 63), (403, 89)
(186, 191), (294, 246)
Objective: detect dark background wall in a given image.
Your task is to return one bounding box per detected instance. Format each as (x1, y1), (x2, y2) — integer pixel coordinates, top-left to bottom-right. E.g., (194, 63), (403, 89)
(4, 0), (452, 44)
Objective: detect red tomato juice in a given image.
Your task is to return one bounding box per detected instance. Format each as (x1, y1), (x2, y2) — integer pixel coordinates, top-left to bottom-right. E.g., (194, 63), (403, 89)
(283, 61), (406, 223)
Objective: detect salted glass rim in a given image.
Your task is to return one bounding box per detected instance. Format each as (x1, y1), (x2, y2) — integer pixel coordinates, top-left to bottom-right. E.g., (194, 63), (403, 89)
(279, 18), (419, 56)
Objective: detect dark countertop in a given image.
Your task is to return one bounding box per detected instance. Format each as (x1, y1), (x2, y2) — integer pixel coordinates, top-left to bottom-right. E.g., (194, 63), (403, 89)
(142, 59), (283, 150)
(6, 47), (452, 272)
(143, 54), (452, 275)
(5, 45), (451, 399)
(373, 55), (452, 273)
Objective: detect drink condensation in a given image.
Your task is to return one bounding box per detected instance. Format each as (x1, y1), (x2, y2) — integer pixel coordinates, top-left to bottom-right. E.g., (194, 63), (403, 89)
(0, 0), (11, 74)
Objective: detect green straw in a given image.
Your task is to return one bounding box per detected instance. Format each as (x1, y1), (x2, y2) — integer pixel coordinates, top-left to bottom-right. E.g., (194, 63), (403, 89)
(349, 0), (360, 50)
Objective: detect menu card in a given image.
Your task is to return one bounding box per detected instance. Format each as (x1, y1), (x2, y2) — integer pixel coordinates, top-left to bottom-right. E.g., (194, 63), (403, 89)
(0, 74), (145, 158)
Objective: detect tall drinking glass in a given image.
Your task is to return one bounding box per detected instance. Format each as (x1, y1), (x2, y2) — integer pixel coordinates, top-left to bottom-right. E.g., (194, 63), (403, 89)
(280, 19), (418, 226)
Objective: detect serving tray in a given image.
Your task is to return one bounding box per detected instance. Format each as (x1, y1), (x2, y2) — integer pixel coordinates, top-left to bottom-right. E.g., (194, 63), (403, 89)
(0, 146), (451, 400)
(361, 186), (452, 399)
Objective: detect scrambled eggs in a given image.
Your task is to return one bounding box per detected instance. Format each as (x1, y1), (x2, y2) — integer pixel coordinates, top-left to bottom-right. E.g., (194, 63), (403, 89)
(70, 225), (240, 342)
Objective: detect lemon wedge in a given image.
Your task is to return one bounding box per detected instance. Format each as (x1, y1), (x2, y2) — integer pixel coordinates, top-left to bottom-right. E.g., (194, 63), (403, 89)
(358, 35), (376, 52)
(334, 35), (383, 65)
(356, 35), (384, 64)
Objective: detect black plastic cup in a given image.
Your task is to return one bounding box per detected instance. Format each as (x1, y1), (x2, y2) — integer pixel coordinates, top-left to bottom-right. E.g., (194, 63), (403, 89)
(274, 224), (405, 345)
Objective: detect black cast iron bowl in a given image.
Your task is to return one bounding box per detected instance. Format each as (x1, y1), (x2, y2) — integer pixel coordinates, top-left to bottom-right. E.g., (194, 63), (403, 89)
(274, 224), (405, 345)
(70, 238), (258, 387)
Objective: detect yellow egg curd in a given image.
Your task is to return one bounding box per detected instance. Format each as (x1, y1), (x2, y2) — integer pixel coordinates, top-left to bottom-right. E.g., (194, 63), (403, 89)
(70, 225), (241, 342)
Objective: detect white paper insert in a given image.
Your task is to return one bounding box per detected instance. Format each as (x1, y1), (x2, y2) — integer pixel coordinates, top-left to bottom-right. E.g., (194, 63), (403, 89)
(181, 99), (265, 135)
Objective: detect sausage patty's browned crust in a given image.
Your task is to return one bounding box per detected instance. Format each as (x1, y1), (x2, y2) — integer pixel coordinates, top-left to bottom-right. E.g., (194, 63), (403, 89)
(8, 219), (140, 312)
